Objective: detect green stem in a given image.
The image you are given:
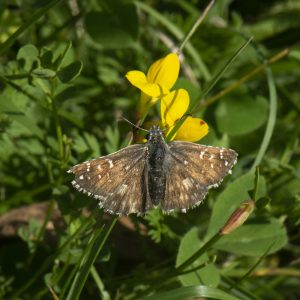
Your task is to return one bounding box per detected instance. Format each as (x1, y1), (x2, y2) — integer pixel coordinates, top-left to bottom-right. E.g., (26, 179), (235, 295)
(90, 266), (111, 300)
(179, 0), (215, 52)
(176, 232), (221, 272)
(25, 198), (56, 268)
(50, 93), (64, 162)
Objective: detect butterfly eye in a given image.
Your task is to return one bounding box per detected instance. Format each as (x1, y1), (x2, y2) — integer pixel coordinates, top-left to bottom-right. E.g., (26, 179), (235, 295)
(145, 133), (150, 140)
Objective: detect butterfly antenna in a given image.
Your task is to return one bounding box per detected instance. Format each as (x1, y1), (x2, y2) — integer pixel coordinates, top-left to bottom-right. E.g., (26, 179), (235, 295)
(121, 117), (149, 133)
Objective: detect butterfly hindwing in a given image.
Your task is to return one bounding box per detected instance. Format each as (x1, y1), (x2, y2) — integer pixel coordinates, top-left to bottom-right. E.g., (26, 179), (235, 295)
(162, 159), (208, 212)
(68, 144), (152, 215)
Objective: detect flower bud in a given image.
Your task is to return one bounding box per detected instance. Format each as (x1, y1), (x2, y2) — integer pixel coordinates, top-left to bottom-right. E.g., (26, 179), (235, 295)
(220, 200), (255, 235)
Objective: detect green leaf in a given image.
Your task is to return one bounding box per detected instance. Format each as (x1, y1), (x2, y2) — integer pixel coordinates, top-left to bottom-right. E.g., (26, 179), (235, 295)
(97, 65), (120, 85)
(32, 68), (56, 78)
(53, 185), (69, 196)
(53, 41), (72, 70)
(104, 126), (120, 154)
(55, 86), (77, 102)
(137, 285), (241, 300)
(214, 217), (288, 256)
(83, 132), (101, 158)
(176, 228), (220, 287)
(40, 48), (54, 69)
(17, 44), (39, 72)
(85, 3), (138, 49)
(18, 138), (44, 155)
(57, 61), (83, 83)
(215, 95), (268, 135)
(0, 96), (43, 139)
(207, 171), (266, 237)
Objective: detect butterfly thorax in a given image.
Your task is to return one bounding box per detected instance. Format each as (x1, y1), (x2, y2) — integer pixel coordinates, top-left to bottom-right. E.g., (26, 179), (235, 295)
(146, 126), (168, 206)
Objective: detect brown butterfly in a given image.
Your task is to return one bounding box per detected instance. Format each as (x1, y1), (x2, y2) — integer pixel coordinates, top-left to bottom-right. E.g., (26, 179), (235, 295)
(68, 126), (237, 215)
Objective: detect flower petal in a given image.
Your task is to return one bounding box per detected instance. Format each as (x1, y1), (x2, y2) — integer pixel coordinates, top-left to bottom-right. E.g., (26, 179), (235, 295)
(125, 70), (147, 86)
(147, 53), (180, 90)
(174, 117), (209, 142)
(161, 89), (189, 127)
(125, 70), (168, 97)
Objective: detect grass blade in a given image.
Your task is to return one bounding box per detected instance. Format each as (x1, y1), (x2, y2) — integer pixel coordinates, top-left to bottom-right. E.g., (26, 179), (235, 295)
(251, 67), (277, 169)
(0, 0), (64, 55)
(65, 217), (118, 300)
(137, 285), (241, 300)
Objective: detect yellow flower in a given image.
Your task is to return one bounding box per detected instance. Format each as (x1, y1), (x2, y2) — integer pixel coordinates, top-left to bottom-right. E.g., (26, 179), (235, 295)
(125, 53), (180, 118)
(125, 52), (208, 143)
(161, 89), (209, 142)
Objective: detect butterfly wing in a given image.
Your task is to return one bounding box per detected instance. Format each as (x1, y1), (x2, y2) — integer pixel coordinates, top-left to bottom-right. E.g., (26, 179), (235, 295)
(162, 141), (238, 212)
(68, 144), (152, 215)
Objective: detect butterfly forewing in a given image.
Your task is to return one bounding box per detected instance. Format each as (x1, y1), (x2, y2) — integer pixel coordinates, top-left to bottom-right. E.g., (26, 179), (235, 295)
(161, 141), (238, 213)
(68, 144), (151, 215)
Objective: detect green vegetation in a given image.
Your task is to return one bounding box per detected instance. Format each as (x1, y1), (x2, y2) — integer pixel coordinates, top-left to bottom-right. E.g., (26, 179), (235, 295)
(0, 1), (299, 299)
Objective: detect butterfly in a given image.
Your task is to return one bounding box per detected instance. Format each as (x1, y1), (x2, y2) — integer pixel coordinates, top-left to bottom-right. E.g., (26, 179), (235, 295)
(68, 126), (238, 215)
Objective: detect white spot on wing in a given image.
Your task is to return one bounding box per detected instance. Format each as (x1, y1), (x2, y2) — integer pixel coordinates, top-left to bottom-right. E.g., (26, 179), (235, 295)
(86, 162), (90, 172)
(220, 149), (224, 159)
(107, 159), (114, 168)
(208, 183), (219, 189)
(79, 175), (84, 180)
(96, 195), (107, 201)
(200, 151), (205, 159)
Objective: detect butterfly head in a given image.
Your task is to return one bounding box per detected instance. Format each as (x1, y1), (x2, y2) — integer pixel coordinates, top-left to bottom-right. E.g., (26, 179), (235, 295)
(146, 125), (165, 144)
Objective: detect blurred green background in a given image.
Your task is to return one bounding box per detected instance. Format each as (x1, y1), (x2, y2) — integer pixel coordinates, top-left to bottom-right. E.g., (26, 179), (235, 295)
(0, 0), (300, 299)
